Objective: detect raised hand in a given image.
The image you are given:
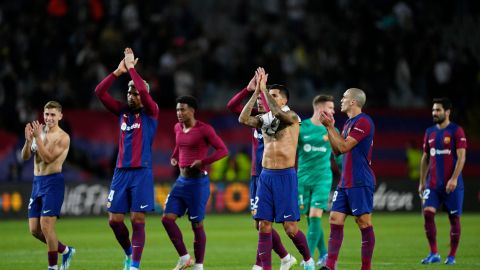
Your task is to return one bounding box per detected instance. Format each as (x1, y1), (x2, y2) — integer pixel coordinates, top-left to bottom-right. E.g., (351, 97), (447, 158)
(319, 111), (335, 127)
(124, 47), (139, 69)
(24, 123), (33, 141)
(256, 67), (268, 92)
(31, 121), (44, 138)
(246, 72), (257, 92)
(113, 59), (128, 76)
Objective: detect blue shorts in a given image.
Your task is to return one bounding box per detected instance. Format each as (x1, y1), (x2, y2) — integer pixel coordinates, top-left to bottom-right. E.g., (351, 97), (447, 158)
(254, 168), (300, 223)
(28, 173), (65, 218)
(107, 167), (155, 213)
(250, 175), (259, 212)
(331, 186), (374, 216)
(422, 187), (464, 216)
(164, 174), (210, 222)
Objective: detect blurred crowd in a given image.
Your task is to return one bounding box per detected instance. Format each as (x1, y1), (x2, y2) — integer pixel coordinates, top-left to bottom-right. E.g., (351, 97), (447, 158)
(1, 0), (480, 135)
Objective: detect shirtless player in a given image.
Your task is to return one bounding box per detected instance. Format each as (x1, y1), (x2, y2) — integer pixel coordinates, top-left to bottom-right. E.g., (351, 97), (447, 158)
(238, 68), (315, 270)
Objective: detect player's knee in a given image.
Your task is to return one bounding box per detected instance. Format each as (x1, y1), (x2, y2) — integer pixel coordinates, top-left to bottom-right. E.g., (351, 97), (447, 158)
(448, 214), (460, 226)
(130, 213), (146, 223)
(40, 217), (54, 228)
(423, 209), (436, 222)
(191, 221), (203, 229)
(30, 227), (42, 239)
(329, 214), (342, 224)
(161, 215), (176, 226)
(309, 208), (323, 217)
(423, 207), (436, 214)
(354, 216), (372, 228)
(109, 213), (125, 223)
(39, 223), (53, 235)
(108, 219), (121, 229)
(283, 222), (299, 237)
(258, 220), (272, 233)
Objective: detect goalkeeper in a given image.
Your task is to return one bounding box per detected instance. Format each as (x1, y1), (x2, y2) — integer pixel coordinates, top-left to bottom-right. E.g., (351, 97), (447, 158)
(297, 95), (342, 267)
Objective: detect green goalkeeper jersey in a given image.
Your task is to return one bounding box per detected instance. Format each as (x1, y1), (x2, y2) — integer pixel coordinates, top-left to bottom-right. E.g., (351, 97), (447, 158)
(297, 118), (342, 185)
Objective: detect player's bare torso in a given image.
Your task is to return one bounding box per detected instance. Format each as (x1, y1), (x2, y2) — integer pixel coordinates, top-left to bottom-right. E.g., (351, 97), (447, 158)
(262, 120), (299, 169)
(34, 128), (69, 176)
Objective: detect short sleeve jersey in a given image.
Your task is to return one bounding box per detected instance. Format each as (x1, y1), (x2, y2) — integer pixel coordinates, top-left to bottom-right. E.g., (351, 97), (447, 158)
(297, 119), (335, 185)
(423, 123), (467, 190)
(339, 113), (375, 188)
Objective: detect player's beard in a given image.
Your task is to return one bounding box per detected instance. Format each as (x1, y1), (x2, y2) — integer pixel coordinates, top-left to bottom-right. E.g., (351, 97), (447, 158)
(433, 114), (446, 124)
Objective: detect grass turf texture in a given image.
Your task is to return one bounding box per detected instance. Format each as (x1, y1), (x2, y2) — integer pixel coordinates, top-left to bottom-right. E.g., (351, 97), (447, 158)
(1, 213), (479, 269)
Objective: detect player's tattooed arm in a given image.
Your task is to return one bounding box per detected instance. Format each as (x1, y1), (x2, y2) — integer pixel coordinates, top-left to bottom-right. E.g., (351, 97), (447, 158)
(238, 71), (262, 128)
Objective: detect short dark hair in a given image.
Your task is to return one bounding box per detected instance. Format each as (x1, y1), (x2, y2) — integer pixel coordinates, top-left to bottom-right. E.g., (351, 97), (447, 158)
(313, 95), (334, 106)
(433, 97), (452, 111)
(267, 84), (290, 100)
(176, 95), (198, 110)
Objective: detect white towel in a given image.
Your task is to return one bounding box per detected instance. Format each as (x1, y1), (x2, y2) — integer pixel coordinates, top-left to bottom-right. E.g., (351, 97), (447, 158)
(260, 106), (300, 136)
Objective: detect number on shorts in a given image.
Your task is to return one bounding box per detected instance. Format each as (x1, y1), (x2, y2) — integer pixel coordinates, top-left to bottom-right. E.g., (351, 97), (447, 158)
(332, 191), (338, 202)
(422, 189), (431, 200)
(251, 196), (259, 210)
(108, 190), (115, 201)
(28, 198), (33, 209)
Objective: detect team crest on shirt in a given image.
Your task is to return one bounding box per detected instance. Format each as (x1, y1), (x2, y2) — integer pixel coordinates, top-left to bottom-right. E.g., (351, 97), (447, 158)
(323, 135), (329, 141)
(444, 136), (451, 144)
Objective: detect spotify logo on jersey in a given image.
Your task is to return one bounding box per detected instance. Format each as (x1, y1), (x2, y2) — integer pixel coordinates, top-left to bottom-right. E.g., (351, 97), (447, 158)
(304, 144), (312, 152)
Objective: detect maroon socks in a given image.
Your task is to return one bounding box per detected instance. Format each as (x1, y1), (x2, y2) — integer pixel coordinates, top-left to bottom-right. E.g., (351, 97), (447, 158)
(109, 220), (132, 255)
(162, 217), (188, 256)
(424, 211), (438, 254)
(192, 224), (207, 264)
(360, 226), (375, 270)
(448, 214), (461, 257)
(288, 230), (311, 262)
(258, 232), (272, 270)
(326, 224), (344, 269)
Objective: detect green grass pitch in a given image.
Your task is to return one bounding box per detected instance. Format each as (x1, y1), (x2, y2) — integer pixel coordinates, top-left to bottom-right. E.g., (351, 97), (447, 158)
(1, 213), (479, 269)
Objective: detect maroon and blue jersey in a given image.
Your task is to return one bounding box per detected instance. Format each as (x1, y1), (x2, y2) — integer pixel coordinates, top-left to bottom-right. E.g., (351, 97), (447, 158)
(252, 128), (264, 176)
(423, 123), (467, 190)
(115, 108), (158, 168)
(95, 68), (159, 169)
(226, 87), (270, 176)
(339, 113), (375, 188)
